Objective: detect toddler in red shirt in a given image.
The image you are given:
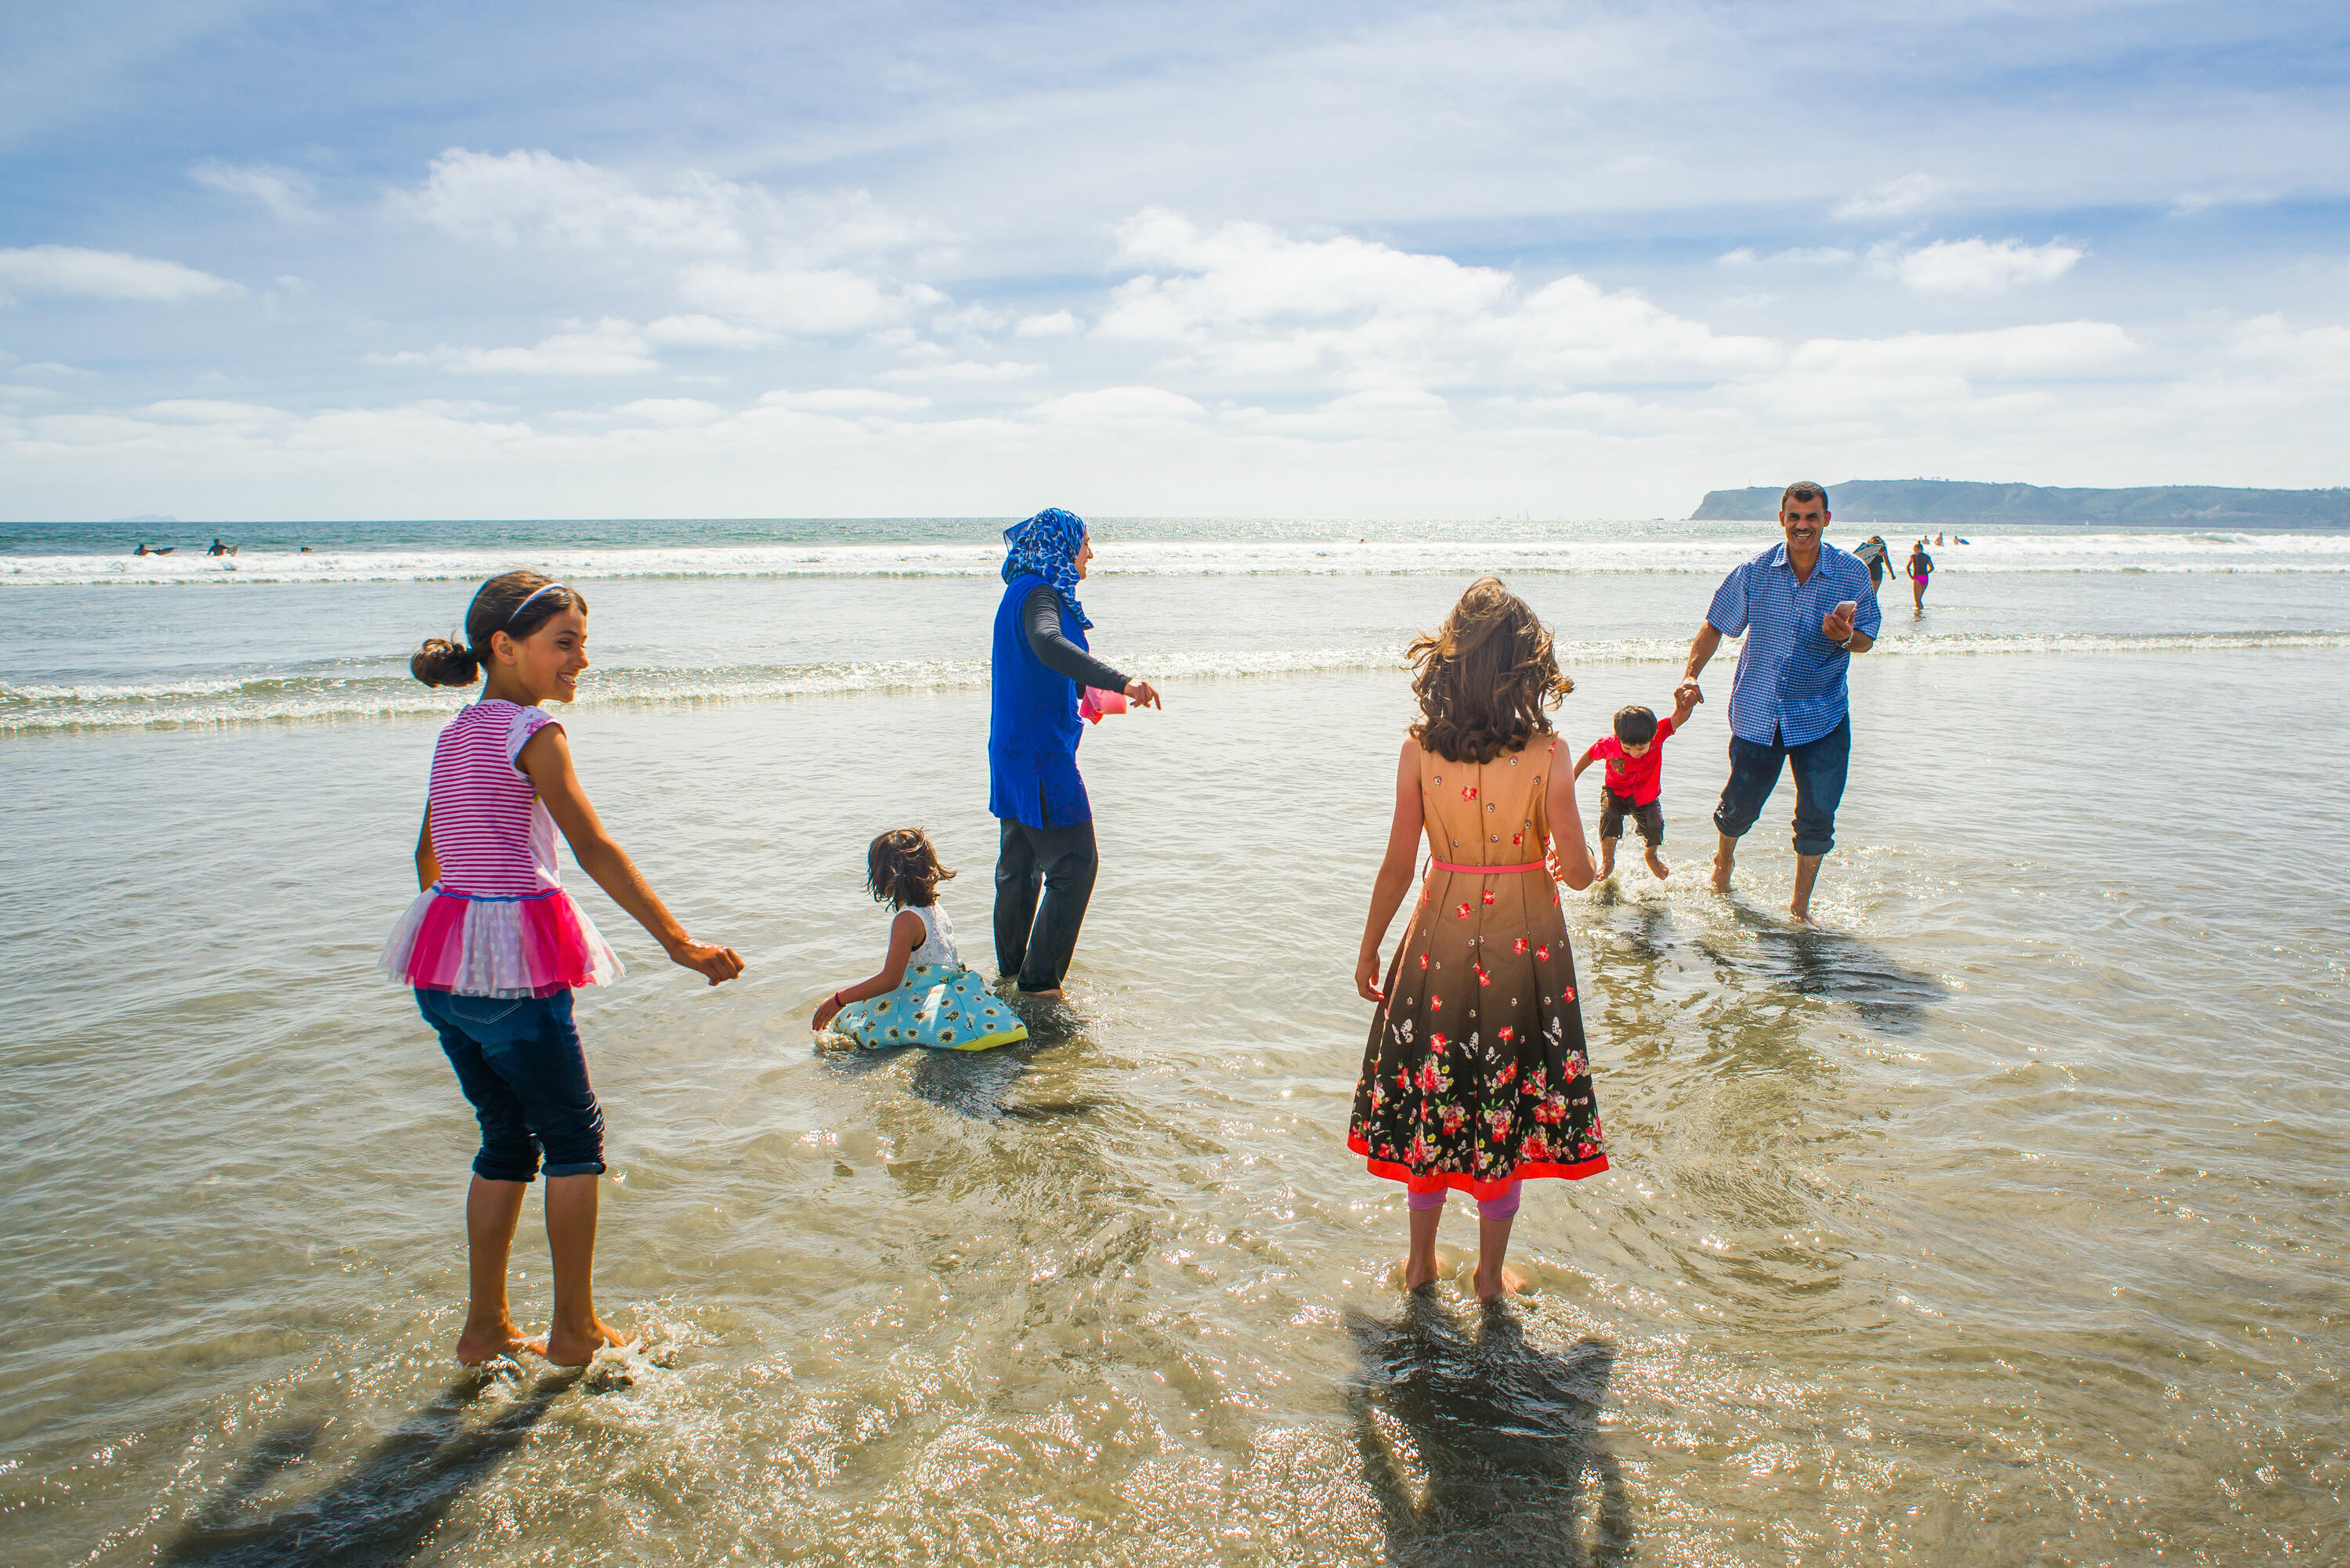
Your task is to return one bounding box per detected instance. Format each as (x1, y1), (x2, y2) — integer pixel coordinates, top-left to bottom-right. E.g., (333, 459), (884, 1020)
(1574, 690), (1698, 880)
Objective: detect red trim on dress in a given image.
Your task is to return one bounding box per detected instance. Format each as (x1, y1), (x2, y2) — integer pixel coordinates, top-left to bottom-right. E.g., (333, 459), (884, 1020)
(1349, 1133), (1608, 1198)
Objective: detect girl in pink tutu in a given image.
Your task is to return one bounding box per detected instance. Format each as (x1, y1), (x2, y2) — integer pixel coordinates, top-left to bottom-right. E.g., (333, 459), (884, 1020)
(383, 571), (743, 1365)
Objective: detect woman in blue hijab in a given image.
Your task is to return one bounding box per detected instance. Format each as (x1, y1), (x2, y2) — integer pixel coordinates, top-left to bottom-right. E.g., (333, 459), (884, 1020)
(989, 508), (1162, 998)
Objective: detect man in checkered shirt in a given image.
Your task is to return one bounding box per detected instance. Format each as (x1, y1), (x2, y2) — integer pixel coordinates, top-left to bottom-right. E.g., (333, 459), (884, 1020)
(1676, 481), (1881, 924)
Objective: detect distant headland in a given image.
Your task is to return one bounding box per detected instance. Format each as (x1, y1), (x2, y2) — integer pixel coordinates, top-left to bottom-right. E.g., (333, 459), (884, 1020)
(1689, 481), (2350, 528)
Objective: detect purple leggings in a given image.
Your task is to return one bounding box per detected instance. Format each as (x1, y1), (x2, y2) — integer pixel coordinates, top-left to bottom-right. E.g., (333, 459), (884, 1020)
(1407, 1181), (1522, 1221)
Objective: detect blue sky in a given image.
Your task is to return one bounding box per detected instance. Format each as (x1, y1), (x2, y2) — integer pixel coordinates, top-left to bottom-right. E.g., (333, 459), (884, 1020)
(3, 0), (2346, 519)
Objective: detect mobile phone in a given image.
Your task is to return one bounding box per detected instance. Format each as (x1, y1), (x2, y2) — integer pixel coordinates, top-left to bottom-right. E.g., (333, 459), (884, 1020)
(1834, 600), (1858, 620)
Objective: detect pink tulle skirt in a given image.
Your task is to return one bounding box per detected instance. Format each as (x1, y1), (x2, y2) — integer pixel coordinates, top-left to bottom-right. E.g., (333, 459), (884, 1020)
(379, 886), (624, 999)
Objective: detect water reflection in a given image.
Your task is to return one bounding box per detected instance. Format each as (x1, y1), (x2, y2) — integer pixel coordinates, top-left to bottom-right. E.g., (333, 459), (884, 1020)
(1347, 1295), (1632, 1566)
(157, 1373), (566, 1566)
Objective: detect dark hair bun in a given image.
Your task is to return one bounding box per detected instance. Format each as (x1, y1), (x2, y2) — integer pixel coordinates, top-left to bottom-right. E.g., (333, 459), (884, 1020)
(411, 636), (483, 688)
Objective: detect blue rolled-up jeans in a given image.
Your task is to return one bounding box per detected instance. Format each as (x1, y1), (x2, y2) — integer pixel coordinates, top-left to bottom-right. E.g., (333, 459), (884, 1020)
(416, 988), (606, 1182)
(1711, 717), (1851, 857)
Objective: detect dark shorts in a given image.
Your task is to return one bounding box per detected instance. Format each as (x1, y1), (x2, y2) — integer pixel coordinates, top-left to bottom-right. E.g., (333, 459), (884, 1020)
(1596, 789), (1665, 845)
(1711, 717), (1852, 857)
(416, 988), (606, 1182)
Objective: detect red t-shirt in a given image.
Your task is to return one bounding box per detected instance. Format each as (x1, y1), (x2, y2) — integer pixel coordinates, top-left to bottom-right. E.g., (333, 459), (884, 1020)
(1589, 716), (1676, 805)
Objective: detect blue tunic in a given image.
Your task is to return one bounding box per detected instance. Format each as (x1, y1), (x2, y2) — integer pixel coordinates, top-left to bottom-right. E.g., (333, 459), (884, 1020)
(989, 574), (1092, 828)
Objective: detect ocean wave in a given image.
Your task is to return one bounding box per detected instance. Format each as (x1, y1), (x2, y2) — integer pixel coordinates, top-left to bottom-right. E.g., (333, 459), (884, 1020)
(5, 630), (2344, 733)
(6, 532), (2350, 587)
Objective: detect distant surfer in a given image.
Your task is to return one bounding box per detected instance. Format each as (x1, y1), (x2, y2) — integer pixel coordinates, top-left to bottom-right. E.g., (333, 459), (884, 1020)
(133, 543), (174, 555)
(1907, 539), (1934, 610)
(207, 538), (238, 556)
(1853, 534), (1891, 593)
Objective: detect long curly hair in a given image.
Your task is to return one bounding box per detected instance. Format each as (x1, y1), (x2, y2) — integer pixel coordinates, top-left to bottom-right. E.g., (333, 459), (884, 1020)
(1406, 577), (1572, 764)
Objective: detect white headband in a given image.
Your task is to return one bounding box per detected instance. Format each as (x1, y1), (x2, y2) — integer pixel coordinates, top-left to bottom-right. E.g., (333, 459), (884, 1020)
(506, 582), (569, 624)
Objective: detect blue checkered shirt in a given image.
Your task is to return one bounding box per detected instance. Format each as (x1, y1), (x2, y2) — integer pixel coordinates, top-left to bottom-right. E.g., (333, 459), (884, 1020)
(1705, 541), (1882, 746)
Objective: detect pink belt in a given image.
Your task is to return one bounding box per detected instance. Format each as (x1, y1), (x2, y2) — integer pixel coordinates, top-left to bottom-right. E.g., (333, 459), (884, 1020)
(1430, 858), (1547, 875)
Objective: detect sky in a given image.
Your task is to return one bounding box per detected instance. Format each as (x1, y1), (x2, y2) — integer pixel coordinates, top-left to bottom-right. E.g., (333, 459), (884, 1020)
(2, 0), (2347, 521)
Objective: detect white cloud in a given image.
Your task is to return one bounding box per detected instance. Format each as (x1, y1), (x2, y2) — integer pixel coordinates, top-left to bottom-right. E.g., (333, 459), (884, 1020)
(374, 318), (658, 376)
(1029, 386), (1206, 428)
(1717, 247), (1853, 268)
(1100, 209), (1774, 389)
(1877, 237), (2084, 294)
(0, 245), (242, 302)
(1834, 172), (1943, 219)
(2228, 313), (2350, 378)
(190, 159), (317, 222)
(645, 313), (772, 349)
(677, 263), (932, 335)
(879, 359), (1046, 383)
(143, 399), (294, 424)
(1017, 310), (1081, 337)
(1791, 321), (2135, 378)
(758, 388), (931, 413)
(389, 148), (757, 255)
(615, 398), (721, 425)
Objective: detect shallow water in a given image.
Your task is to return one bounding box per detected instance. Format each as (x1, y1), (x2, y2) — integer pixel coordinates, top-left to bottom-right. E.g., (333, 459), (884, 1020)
(2, 529), (2345, 1565)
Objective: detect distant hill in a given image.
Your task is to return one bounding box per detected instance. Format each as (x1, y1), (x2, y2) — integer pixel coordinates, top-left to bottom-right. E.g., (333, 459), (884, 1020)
(110, 513), (179, 524)
(1689, 481), (2350, 528)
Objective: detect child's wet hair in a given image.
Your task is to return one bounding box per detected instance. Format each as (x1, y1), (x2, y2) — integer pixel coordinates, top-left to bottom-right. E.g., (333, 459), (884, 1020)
(1614, 705), (1659, 746)
(410, 570), (589, 688)
(867, 828), (956, 909)
(1406, 576), (1572, 764)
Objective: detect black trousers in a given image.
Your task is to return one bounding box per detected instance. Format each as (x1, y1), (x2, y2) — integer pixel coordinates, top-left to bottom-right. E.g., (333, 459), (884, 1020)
(993, 818), (1099, 992)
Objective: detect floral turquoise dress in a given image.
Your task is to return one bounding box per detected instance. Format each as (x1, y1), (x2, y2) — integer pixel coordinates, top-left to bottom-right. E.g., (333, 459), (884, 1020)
(834, 905), (1029, 1051)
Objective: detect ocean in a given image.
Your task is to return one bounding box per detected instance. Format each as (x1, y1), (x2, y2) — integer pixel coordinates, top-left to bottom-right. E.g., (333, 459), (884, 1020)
(2, 516), (2345, 1565)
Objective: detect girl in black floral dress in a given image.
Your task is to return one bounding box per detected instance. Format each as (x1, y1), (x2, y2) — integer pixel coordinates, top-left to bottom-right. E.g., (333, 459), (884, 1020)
(1350, 578), (1603, 1299)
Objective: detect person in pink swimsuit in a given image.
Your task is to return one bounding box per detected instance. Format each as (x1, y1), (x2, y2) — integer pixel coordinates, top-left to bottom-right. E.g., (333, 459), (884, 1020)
(383, 571), (743, 1367)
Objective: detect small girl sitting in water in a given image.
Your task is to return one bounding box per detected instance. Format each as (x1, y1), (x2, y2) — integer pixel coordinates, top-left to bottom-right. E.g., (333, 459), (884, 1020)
(1350, 577), (1605, 1301)
(812, 830), (1030, 1051)
(382, 570), (744, 1367)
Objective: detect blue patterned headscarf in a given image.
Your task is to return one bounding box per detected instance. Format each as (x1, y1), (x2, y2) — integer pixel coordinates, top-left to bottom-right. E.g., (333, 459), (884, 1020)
(1000, 507), (1090, 629)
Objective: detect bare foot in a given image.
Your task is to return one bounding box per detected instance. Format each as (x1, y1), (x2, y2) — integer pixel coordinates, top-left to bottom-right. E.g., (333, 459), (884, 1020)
(1788, 904), (1822, 929)
(1646, 847), (1671, 880)
(1401, 1255), (1440, 1291)
(456, 1319), (545, 1365)
(544, 1317), (633, 1367)
(1018, 988), (1063, 1001)
(1472, 1263), (1527, 1302)
(1711, 859), (1733, 894)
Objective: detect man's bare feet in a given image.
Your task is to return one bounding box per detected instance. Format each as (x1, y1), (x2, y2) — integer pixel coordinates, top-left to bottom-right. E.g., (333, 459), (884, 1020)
(1471, 1262), (1526, 1301)
(456, 1318), (545, 1365)
(1018, 988), (1063, 1002)
(1645, 847), (1671, 880)
(1788, 904), (1823, 929)
(1596, 846), (1616, 880)
(1711, 858), (1733, 893)
(544, 1317), (633, 1367)
(1401, 1255), (1440, 1291)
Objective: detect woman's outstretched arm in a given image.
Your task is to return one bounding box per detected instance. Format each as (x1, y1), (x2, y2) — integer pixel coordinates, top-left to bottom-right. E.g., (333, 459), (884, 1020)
(518, 724), (744, 985)
(1355, 739), (1425, 1003)
(1022, 586), (1162, 708)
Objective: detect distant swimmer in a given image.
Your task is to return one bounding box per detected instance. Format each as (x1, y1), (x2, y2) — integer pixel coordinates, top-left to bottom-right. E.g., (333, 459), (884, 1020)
(1907, 539), (1934, 610)
(206, 538), (239, 556)
(133, 543), (175, 555)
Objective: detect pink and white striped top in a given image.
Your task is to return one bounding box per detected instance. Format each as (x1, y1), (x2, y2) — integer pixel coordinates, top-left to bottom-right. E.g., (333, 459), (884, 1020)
(379, 699), (622, 998)
(427, 699), (560, 895)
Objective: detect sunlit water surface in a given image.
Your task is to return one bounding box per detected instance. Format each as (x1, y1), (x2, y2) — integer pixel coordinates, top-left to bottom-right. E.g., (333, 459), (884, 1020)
(2, 534), (2346, 1566)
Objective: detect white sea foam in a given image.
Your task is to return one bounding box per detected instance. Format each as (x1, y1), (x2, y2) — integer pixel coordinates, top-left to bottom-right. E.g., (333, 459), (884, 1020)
(5, 531), (2348, 587)
(6, 630), (2343, 732)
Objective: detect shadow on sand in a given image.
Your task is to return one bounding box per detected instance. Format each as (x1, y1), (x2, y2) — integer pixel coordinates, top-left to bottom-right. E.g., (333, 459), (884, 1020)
(156, 1370), (570, 1567)
(1347, 1294), (1633, 1566)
